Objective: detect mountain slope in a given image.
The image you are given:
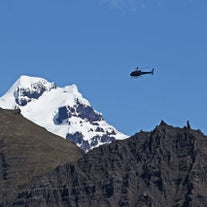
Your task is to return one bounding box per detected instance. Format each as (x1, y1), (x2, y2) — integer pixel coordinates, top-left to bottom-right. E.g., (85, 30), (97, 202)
(0, 75), (128, 151)
(7, 121), (207, 207)
(0, 108), (83, 203)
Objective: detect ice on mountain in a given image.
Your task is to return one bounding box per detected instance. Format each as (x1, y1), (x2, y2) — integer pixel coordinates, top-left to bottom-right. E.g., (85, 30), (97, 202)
(14, 78), (56, 106)
(0, 75), (128, 152)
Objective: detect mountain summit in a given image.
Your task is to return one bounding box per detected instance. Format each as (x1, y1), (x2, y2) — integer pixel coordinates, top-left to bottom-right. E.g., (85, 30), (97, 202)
(0, 75), (127, 151)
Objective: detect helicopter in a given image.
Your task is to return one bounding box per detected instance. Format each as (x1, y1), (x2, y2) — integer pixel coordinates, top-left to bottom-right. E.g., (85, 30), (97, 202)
(130, 67), (154, 78)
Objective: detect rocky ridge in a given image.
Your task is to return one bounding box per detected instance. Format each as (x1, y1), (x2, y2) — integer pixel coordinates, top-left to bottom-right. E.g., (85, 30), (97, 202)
(5, 121), (207, 207)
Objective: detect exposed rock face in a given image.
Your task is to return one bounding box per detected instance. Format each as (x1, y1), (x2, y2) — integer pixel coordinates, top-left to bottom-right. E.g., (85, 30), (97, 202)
(14, 79), (56, 106)
(53, 102), (116, 152)
(6, 121), (207, 207)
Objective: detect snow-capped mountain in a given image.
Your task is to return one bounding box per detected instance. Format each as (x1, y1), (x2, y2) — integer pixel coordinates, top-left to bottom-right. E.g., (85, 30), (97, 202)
(0, 75), (128, 151)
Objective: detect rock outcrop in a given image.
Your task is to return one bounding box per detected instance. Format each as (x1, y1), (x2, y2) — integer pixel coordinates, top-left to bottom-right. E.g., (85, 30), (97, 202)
(6, 121), (207, 207)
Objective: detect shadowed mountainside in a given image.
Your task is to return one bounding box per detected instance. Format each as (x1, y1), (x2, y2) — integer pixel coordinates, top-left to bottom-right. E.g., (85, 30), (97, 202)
(6, 121), (207, 207)
(0, 108), (83, 204)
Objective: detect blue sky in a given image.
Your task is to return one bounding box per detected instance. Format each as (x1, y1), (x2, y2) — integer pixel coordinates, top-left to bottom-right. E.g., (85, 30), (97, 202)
(0, 0), (207, 135)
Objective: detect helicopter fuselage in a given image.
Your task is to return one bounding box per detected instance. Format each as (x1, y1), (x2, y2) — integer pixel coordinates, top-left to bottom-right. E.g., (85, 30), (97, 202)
(130, 68), (154, 77)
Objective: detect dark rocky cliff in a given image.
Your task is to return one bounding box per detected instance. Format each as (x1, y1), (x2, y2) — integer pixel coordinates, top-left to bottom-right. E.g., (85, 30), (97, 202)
(7, 121), (207, 207)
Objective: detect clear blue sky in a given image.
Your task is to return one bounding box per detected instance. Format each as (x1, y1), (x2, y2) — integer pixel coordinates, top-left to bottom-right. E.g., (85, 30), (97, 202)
(0, 0), (207, 135)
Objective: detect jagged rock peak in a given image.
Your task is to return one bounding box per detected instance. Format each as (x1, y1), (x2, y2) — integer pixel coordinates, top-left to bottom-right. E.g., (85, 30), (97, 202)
(159, 119), (168, 126)
(151, 120), (173, 134)
(155, 120), (194, 133)
(186, 120), (191, 128)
